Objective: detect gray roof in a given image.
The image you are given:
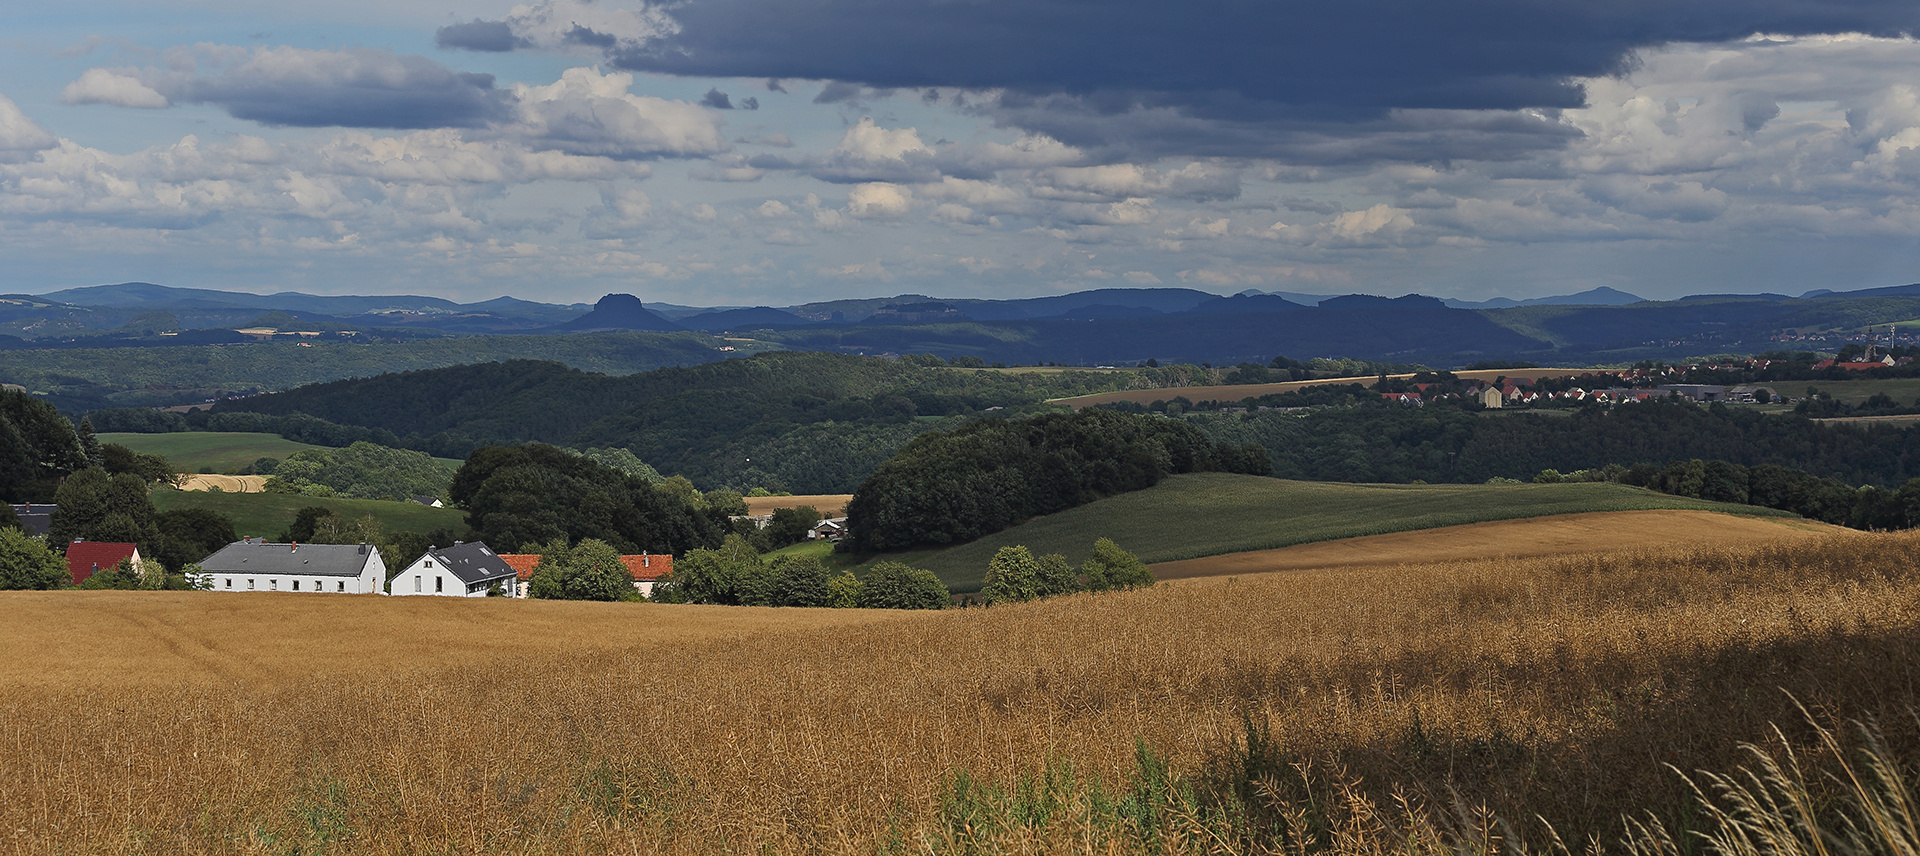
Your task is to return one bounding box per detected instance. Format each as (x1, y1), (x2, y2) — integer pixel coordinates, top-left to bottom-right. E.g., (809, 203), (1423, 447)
(10, 504), (53, 537)
(200, 539), (379, 577)
(422, 541), (516, 586)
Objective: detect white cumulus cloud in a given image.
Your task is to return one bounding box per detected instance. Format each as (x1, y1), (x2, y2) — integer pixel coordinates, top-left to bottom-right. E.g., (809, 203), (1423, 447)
(62, 69), (169, 108)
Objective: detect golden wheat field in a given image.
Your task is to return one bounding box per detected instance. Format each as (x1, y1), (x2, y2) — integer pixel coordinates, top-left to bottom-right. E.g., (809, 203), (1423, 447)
(1148, 509), (1844, 580)
(4, 526), (1920, 855)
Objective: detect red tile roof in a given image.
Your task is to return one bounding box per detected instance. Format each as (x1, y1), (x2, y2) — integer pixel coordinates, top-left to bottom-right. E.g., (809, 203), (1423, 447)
(499, 554), (542, 582)
(66, 541), (138, 586)
(499, 553), (674, 582)
(622, 554), (672, 581)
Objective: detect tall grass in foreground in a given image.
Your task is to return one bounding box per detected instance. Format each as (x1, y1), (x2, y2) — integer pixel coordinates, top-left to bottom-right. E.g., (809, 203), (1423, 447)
(3, 531), (1919, 853)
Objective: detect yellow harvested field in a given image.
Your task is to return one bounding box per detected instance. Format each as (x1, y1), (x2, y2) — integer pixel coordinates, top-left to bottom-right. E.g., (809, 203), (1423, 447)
(1150, 508), (1848, 579)
(743, 493), (851, 516)
(174, 473), (268, 492)
(5, 529), (1918, 853)
(1052, 367), (1595, 408)
(0, 593), (900, 690)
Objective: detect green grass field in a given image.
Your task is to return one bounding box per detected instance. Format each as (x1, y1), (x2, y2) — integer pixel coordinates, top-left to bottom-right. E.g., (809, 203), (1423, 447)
(102, 432), (465, 472)
(150, 487), (468, 540)
(866, 473), (1795, 592)
(1797, 377), (1920, 406)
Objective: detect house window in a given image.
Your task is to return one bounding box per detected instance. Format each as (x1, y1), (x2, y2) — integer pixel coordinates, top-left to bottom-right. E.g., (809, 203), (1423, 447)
(425, 559), (434, 569)
(248, 579), (254, 590)
(414, 576), (422, 593)
(224, 579), (232, 589)
(270, 579), (277, 590)
(293, 580), (300, 591)
(435, 576), (443, 593)
(337, 581), (345, 592)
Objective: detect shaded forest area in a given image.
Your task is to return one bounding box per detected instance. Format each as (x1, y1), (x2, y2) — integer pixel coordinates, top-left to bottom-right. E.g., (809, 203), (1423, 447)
(171, 352), (1135, 493)
(843, 409), (1270, 553)
(1190, 398), (1920, 488)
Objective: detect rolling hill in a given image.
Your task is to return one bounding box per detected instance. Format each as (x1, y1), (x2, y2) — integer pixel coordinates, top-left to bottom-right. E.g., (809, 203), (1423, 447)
(864, 473), (1796, 591)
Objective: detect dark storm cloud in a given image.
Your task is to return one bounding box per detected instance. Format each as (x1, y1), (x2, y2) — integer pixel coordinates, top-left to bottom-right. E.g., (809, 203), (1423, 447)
(442, 0), (1920, 160)
(173, 48), (512, 129)
(586, 0), (1920, 114)
(434, 20), (528, 52)
(564, 24), (619, 48)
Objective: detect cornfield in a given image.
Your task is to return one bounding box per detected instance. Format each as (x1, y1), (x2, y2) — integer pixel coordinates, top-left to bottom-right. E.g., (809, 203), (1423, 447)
(4, 528), (1918, 854)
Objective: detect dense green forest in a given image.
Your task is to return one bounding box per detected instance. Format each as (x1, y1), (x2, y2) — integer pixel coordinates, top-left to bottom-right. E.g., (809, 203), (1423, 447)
(449, 443), (730, 555)
(262, 442), (453, 502)
(0, 331), (752, 411)
(842, 409), (1271, 553)
(183, 352), (1143, 492)
(0, 389), (87, 501)
(1187, 398), (1920, 487)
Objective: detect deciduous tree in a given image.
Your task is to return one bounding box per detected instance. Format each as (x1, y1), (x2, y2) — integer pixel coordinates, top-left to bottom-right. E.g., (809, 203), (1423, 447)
(0, 527), (67, 590)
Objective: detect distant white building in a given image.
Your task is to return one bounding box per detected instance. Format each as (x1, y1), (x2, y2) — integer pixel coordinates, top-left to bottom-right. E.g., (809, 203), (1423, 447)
(199, 538), (386, 594)
(391, 541), (518, 597)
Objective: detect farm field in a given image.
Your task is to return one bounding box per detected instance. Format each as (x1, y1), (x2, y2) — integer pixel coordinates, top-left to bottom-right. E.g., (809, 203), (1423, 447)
(3, 532), (1917, 853)
(175, 473), (268, 492)
(743, 493), (851, 516)
(1149, 507), (1845, 580)
(1798, 376), (1920, 405)
(149, 486), (467, 538)
(874, 472), (1793, 592)
(1051, 367), (1594, 409)
(99, 431), (328, 473)
(99, 430), (465, 473)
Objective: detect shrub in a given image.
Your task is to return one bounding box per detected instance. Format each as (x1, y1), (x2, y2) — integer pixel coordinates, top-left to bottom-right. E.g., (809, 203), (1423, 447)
(0, 528), (67, 590)
(856, 561), (949, 609)
(981, 546), (1040, 605)
(1081, 538), (1153, 592)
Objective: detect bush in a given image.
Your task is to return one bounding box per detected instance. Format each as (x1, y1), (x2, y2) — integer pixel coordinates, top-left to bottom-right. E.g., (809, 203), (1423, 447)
(527, 538), (635, 602)
(769, 554), (834, 607)
(981, 546), (1040, 605)
(1081, 538), (1154, 592)
(0, 527), (67, 590)
(856, 561), (948, 609)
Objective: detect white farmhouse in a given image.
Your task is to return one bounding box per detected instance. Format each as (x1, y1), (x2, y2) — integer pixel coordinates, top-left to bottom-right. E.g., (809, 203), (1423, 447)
(199, 538), (386, 594)
(391, 541), (517, 597)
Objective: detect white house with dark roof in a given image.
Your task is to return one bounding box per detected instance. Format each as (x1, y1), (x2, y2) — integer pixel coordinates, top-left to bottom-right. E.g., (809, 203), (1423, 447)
(391, 541), (517, 597)
(198, 538), (386, 594)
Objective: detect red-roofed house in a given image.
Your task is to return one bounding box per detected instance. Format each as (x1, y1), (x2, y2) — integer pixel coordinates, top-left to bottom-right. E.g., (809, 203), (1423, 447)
(501, 554), (541, 598)
(622, 554), (673, 598)
(66, 541), (140, 587)
(502, 552), (674, 598)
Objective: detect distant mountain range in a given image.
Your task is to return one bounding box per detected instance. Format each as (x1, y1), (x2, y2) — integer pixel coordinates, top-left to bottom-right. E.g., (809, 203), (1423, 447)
(9, 279), (1920, 367)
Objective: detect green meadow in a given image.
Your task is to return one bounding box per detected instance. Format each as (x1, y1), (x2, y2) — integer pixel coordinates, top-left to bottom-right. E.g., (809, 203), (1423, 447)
(150, 487), (468, 540)
(866, 472), (1793, 592)
(102, 431), (464, 472)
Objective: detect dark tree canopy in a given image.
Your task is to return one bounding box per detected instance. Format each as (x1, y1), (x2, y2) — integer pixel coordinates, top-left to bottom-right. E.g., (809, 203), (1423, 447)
(48, 468), (156, 549)
(0, 389), (88, 502)
(450, 443), (725, 555)
(843, 408), (1269, 553)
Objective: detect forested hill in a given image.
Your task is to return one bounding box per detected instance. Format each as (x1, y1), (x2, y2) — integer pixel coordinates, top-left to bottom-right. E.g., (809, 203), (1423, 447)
(203, 352), (1137, 493)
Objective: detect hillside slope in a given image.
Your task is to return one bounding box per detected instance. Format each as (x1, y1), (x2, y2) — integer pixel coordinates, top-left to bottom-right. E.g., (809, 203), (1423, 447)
(874, 473), (1794, 591)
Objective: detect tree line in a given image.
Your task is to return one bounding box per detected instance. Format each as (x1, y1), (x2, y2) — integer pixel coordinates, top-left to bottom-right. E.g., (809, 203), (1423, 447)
(1186, 397), (1920, 488)
(842, 409), (1271, 554)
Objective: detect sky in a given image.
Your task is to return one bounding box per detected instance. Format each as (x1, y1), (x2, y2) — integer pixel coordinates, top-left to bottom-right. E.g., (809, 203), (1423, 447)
(5, 1), (1920, 307)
